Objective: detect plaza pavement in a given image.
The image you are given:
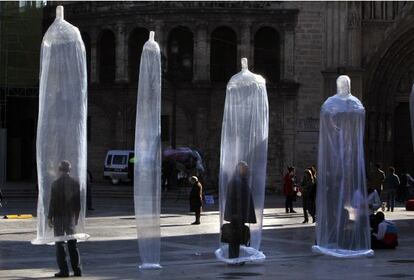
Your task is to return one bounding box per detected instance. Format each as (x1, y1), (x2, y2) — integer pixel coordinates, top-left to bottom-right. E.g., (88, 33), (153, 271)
(1, 184), (414, 280)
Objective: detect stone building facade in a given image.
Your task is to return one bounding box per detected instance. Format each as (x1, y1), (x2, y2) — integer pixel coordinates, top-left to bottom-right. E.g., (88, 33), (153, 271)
(38, 1), (414, 189)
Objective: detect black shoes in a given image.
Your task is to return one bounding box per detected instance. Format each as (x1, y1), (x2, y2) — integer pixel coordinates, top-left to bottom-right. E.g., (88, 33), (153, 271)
(191, 221), (200, 225)
(302, 219), (308, 224)
(290, 209), (297, 213)
(55, 270), (81, 277)
(54, 272), (69, 278)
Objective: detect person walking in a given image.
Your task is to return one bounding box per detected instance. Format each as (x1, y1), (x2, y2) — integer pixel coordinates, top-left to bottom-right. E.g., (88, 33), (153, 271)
(301, 168), (315, 223)
(370, 163), (386, 196)
(48, 160), (82, 277)
(384, 166), (400, 212)
(189, 176), (203, 225)
(283, 166), (297, 213)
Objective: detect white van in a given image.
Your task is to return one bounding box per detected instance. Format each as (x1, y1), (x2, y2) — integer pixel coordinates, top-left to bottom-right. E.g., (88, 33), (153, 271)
(103, 150), (134, 184)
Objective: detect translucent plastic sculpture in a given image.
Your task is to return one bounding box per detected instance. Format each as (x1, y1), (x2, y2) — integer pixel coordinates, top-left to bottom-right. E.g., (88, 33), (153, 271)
(312, 75), (373, 258)
(410, 84), (414, 152)
(134, 31), (162, 269)
(32, 6), (88, 245)
(215, 58), (268, 264)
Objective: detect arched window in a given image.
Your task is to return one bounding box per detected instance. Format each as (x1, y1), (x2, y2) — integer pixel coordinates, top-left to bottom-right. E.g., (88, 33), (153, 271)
(167, 26), (194, 82)
(129, 28), (148, 85)
(81, 32), (91, 82)
(254, 27), (280, 83)
(98, 29), (116, 84)
(210, 26), (237, 82)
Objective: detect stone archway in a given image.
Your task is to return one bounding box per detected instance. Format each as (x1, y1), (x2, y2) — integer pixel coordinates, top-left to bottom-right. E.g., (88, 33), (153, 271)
(364, 24), (414, 172)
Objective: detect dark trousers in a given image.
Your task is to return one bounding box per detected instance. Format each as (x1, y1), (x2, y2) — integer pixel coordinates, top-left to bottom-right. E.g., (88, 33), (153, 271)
(55, 240), (81, 274)
(285, 195), (294, 212)
(195, 209), (200, 222)
(387, 191), (396, 211)
(371, 235), (397, 249)
(229, 241), (240, 259)
(302, 194), (315, 221)
(228, 220), (243, 259)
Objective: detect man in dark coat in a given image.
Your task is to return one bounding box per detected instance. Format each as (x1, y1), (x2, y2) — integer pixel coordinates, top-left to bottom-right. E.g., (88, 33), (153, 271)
(223, 161), (256, 259)
(189, 176), (203, 225)
(48, 160), (82, 277)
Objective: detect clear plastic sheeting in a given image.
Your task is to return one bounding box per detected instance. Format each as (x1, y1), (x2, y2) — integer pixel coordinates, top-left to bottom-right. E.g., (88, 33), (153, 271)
(32, 6), (88, 245)
(134, 31), (162, 269)
(312, 75), (373, 258)
(410, 84), (414, 152)
(215, 58), (268, 264)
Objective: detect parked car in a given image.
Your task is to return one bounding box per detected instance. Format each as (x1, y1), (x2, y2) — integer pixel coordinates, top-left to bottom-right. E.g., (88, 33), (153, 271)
(104, 150), (134, 185)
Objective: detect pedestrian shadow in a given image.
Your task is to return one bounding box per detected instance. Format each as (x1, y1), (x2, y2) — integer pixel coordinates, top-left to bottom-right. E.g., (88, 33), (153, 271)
(263, 213), (304, 219)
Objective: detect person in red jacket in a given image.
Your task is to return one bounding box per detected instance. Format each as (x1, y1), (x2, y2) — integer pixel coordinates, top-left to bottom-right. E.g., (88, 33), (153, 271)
(283, 166), (297, 213)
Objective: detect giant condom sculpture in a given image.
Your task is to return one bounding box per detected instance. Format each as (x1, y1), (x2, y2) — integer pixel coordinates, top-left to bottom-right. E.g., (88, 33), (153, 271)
(134, 31), (162, 269)
(32, 6), (89, 245)
(312, 75), (373, 258)
(215, 58), (268, 264)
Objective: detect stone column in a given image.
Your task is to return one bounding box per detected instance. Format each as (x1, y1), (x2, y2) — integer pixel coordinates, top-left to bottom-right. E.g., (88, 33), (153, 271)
(115, 24), (128, 83)
(283, 30), (295, 80)
(194, 24), (209, 81)
(239, 22), (252, 67)
(90, 28), (98, 84)
(155, 21), (166, 56)
(348, 1), (362, 67)
(325, 1), (349, 68)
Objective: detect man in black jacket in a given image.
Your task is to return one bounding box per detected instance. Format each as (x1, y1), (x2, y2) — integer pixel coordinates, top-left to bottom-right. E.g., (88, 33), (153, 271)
(48, 160), (82, 277)
(224, 161), (256, 259)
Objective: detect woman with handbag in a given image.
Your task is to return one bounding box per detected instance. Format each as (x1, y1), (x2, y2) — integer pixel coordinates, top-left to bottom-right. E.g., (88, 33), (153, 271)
(223, 162), (257, 259)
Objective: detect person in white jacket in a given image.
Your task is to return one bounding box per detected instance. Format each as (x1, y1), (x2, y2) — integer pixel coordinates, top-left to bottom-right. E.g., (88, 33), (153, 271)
(367, 186), (381, 215)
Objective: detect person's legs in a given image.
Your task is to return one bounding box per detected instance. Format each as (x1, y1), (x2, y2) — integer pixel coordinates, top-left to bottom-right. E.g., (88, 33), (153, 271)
(309, 199), (316, 222)
(387, 193), (391, 211)
(371, 235), (388, 249)
(285, 196), (290, 213)
(302, 196), (308, 223)
(390, 192), (395, 212)
(192, 209), (200, 224)
(228, 242), (240, 259)
(289, 195), (296, 213)
(67, 239), (81, 276)
(55, 242), (69, 277)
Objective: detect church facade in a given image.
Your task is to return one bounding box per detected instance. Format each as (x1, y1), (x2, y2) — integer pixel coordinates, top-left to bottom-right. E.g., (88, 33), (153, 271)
(37, 1), (414, 189)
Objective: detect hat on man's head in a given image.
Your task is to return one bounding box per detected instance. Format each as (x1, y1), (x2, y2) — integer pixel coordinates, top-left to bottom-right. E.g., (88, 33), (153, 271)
(58, 160), (71, 173)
